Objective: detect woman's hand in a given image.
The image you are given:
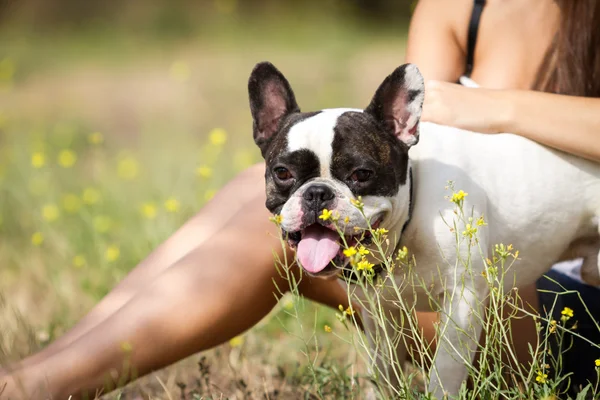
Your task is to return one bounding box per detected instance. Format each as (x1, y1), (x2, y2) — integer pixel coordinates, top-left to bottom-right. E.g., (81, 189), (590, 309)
(422, 80), (511, 133)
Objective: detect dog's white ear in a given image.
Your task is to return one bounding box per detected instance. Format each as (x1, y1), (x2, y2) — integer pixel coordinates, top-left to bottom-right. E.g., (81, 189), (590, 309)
(365, 63), (424, 147)
(248, 62), (300, 157)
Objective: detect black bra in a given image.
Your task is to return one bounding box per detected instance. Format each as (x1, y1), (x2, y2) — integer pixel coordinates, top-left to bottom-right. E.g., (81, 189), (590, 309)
(465, 0), (486, 77)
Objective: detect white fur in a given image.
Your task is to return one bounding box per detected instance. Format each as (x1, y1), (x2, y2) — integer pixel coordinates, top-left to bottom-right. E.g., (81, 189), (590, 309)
(287, 108), (362, 177)
(382, 122), (600, 398)
(278, 106), (600, 398)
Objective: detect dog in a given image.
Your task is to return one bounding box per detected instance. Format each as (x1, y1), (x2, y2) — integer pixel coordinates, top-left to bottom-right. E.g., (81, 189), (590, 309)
(247, 61), (600, 398)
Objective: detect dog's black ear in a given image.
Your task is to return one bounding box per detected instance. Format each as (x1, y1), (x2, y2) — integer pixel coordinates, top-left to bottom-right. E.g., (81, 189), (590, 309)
(248, 62), (300, 157)
(365, 63), (424, 147)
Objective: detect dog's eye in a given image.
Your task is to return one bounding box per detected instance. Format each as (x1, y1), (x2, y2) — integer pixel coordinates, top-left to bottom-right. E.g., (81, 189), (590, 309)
(274, 167), (293, 181)
(350, 169), (373, 183)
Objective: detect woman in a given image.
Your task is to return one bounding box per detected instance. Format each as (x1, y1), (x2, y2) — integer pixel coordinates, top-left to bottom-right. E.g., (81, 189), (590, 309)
(2, 0), (600, 398)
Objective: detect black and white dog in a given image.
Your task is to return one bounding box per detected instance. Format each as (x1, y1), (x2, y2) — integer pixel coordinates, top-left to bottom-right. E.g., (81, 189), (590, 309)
(248, 61), (600, 397)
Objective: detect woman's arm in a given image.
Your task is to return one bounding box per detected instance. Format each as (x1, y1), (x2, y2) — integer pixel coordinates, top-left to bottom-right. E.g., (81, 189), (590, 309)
(405, 0), (471, 82)
(422, 81), (600, 163)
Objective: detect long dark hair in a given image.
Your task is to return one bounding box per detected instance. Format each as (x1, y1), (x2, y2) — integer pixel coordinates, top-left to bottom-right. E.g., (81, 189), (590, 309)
(533, 0), (600, 97)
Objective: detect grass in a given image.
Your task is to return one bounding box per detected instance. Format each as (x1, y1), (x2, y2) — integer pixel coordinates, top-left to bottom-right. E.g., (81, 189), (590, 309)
(0, 13), (406, 399)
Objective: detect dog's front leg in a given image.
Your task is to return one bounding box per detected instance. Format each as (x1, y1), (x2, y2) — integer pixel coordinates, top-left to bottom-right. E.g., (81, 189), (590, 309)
(428, 281), (488, 399)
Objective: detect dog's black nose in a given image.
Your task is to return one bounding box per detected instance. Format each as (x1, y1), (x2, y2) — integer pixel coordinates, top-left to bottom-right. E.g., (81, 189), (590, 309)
(303, 184), (335, 211)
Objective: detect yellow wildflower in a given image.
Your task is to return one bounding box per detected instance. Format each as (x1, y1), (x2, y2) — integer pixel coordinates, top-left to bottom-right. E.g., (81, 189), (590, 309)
(204, 189), (217, 201)
(229, 336), (244, 347)
(343, 216), (350, 224)
(105, 245), (120, 262)
(561, 307), (574, 322)
(31, 232), (44, 246)
(319, 209), (333, 221)
(93, 215), (112, 233)
(140, 203), (158, 219)
(269, 214), (283, 225)
(73, 255), (86, 268)
(374, 227), (389, 236)
(549, 320), (557, 334)
(451, 190), (468, 204)
(196, 165), (213, 179)
(350, 197), (364, 209)
(164, 197), (180, 213)
(358, 246), (370, 256)
(344, 306), (355, 316)
(42, 204), (60, 222)
(396, 246), (409, 262)
(343, 247), (357, 257)
(595, 359), (600, 367)
(62, 193), (82, 213)
(324, 325), (332, 333)
(462, 224), (477, 238)
(31, 152), (45, 168)
(117, 156), (139, 180)
(476, 215), (487, 226)
(88, 132), (104, 145)
(209, 128), (227, 146)
(57, 149), (77, 168)
(356, 259), (374, 271)
(82, 187), (101, 205)
(535, 371), (548, 384)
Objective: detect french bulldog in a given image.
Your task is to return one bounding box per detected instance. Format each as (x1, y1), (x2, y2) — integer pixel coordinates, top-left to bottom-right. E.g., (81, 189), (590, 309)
(247, 61), (600, 398)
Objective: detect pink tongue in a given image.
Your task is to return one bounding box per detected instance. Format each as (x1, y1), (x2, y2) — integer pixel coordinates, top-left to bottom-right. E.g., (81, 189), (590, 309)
(297, 225), (341, 273)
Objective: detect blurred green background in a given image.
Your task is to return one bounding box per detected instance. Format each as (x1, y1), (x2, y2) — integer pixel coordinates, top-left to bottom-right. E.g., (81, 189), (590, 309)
(0, 1), (415, 397)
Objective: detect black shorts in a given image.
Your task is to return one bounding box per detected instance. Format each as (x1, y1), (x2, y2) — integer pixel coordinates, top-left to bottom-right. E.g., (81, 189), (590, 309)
(537, 269), (600, 396)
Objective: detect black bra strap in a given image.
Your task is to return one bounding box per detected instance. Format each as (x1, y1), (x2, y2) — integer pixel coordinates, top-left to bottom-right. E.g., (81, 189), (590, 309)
(465, 0), (486, 77)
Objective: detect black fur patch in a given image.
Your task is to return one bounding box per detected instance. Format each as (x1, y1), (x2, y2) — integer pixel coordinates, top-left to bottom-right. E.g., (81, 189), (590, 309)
(330, 111), (409, 197)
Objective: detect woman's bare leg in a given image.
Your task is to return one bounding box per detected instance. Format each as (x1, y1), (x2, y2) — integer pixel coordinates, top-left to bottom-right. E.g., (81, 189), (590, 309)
(1, 188), (353, 399)
(3, 163), (268, 371)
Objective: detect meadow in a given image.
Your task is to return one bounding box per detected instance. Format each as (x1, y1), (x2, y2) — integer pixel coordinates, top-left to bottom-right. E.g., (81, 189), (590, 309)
(0, 9), (410, 399)
(2, 6), (600, 399)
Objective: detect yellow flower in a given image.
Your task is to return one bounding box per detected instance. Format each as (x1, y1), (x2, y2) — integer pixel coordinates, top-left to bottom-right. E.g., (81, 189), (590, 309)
(73, 255), (86, 268)
(549, 320), (557, 334)
(462, 224), (477, 238)
(343, 216), (350, 224)
(82, 187), (101, 205)
(324, 325), (332, 333)
(209, 128), (227, 146)
(451, 190), (468, 204)
(105, 245), (120, 262)
(42, 204), (60, 222)
(269, 214), (283, 225)
(140, 203), (157, 219)
(88, 132), (104, 145)
(204, 189), (217, 201)
(169, 61), (190, 83)
(396, 246), (409, 262)
(350, 197), (364, 209)
(595, 359), (600, 367)
(476, 215), (487, 226)
(62, 193), (82, 213)
(358, 246), (370, 256)
(229, 336), (244, 347)
(196, 165), (212, 179)
(374, 227), (389, 236)
(343, 246), (357, 257)
(356, 259), (374, 271)
(93, 215), (112, 233)
(561, 307), (574, 322)
(344, 306), (355, 316)
(164, 198), (180, 213)
(31, 152), (45, 168)
(31, 232), (44, 246)
(319, 209), (333, 221)
(57, 149), (77, 168)
(535, 371), (548, 384)
(117, 156), (139, 180)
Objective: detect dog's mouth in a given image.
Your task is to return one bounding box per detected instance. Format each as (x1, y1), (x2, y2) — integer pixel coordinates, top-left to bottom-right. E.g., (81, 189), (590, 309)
(283, 218), (382, 276)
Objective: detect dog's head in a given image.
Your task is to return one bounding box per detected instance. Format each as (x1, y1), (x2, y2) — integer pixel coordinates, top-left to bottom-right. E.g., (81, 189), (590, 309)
(248, 62), (424, 277)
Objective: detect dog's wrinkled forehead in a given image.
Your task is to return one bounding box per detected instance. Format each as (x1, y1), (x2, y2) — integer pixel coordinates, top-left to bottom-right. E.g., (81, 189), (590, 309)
(285, 108), (362, 176)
